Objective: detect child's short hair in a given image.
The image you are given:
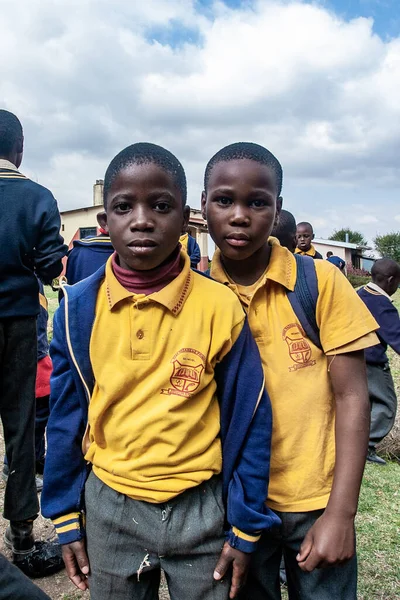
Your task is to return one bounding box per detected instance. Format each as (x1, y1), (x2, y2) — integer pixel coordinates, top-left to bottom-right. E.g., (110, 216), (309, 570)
(103, 142), (187, 207)
(0, 109), (23, 155)
(204, 142), (283, 197)
(297, 221), (314, 233)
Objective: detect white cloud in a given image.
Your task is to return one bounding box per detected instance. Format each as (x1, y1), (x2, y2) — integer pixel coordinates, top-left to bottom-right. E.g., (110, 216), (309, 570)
(357, 215), (379, 224)
(0, 0), (399, 245)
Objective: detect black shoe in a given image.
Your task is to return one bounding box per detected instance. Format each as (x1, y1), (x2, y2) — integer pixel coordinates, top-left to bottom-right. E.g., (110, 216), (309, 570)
(13, 540), (64, 578)
(5, 526), (64, 578)
(366, 448), (386, 465)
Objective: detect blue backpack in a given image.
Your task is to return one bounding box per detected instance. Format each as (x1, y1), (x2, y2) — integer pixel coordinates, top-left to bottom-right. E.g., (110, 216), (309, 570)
(205, 253), (322, 350)
(288, 254), (321, 350)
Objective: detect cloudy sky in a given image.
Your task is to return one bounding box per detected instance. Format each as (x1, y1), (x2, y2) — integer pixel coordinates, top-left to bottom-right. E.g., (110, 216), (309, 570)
(1, 0), (399, 246)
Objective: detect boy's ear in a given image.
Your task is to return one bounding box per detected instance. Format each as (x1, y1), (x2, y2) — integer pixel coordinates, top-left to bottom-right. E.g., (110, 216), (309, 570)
(97, 211), (108, 232)
(273, 196), (283, 228)
(182, 205), (190, 234)
(201, 191), (207, 220)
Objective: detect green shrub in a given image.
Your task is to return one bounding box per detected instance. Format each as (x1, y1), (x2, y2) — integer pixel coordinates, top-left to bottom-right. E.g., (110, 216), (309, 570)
(347, 274), (370, 288)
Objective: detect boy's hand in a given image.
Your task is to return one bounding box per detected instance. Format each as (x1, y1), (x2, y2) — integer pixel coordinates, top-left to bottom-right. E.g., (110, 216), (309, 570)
(62, 540), (90, 590)
(296, 511), (355, 572)
(214, 542), (250, 598)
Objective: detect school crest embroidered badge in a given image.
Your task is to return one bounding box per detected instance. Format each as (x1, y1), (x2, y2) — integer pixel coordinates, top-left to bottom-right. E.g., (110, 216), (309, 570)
(161, 348), (206, 398)
(282, 323), (316, 372)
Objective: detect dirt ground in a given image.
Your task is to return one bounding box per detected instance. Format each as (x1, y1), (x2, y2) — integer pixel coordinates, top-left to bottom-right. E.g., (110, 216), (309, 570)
(0, 425), (169, 599)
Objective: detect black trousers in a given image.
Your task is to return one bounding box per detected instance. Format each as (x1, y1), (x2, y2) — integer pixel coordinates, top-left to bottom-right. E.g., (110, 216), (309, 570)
(0, 552), (50, 599)
(0, 317), (39, 521)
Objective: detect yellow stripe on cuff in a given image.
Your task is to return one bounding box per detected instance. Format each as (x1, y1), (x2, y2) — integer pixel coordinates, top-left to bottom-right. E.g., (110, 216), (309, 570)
(53, 512), (81, 526)
(55, 522), (81, 534)
(232, 527), (261, 542)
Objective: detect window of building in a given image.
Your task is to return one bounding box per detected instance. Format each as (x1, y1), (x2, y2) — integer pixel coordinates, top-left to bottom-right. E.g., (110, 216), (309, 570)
(79, 227), (97, 239)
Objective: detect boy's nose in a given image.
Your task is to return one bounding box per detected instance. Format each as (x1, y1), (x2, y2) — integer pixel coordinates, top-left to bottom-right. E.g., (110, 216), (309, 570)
(230, 206), (250, 225)
(130, 207), (153, 230)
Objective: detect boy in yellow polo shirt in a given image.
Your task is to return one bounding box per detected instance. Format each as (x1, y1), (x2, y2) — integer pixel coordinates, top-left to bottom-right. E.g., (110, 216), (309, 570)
(201, 142), (379, 600)
(295, 222), (323, 259)
(41, 143), (279, 600)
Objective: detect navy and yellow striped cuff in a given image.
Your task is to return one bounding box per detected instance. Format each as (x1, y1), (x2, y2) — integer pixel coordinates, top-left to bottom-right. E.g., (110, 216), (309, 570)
(53, 512), (85, 544)
(226, 527), (261, 553)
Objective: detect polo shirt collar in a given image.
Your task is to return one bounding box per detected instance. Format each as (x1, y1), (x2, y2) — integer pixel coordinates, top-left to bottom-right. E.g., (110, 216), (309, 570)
(366, 282), (393, 303)
(211, 237), (296, 292)
(104, 250), (193, 315)
(0, 159), (19, 171)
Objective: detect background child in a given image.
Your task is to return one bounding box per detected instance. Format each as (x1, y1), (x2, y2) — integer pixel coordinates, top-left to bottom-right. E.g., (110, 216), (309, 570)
(202, 142), (379, 600)
(42, 142), (279, 600)
(179, 230), (201, 268)
(295, 222), (323, 259)
(0, 108), (66, 578)
(271, 209), (297, 253)
(64, 212), (114, 285)
(357, 258), (400, 465)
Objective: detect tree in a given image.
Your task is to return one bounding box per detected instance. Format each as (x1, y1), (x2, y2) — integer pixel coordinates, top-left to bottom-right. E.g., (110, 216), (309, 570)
(374, 232), (400, 262)
(328, 228), (368, 246)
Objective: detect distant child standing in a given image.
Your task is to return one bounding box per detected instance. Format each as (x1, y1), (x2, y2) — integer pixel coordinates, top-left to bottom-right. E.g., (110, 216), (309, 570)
(202, 142), (379, 600)
(42, 143), (279, 600)
(0, 108), (67, 578)
(295, 222), (323, 259)
(358, 258), (400, 465)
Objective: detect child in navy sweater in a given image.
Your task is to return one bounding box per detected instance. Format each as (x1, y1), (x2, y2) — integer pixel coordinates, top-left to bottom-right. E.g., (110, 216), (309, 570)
(358, 258), (400, 465)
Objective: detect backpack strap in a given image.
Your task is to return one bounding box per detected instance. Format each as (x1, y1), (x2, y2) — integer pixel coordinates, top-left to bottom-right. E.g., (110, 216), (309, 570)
(287, 254), (322, 349)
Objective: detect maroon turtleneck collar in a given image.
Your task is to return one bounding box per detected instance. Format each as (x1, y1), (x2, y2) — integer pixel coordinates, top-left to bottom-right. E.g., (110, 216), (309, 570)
(111, 246), (183, 295)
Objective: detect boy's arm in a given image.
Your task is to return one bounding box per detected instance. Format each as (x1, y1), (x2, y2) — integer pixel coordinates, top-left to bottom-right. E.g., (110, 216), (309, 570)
(34, 197), (68, 284)
(41, 302), (90, 590)
(375, 304), (400, 355)
(297, 350), (369, 571)
(213, 319), (280, 597)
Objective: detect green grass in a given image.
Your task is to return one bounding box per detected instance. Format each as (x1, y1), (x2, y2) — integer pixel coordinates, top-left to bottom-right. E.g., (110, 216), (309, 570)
(357, 462), (400, 599)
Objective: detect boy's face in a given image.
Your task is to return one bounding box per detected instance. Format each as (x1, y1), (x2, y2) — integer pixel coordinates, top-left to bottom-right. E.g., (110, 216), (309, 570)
(99, 163), (189, 271)
(296, 224), (314, 251)
(202, 159), (281, 262)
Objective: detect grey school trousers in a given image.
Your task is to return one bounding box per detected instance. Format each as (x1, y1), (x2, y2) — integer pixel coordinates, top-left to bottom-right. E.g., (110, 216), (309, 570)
(240, 510), (357, 600)
(85, 471), (230, 600)
(367, 362), (398, 449)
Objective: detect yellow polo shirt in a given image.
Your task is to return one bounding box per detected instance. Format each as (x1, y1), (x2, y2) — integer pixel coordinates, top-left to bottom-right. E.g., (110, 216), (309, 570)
(295, 244), (318, 257)
(85, 251), (245, 503)
(211, 238), (378, 512)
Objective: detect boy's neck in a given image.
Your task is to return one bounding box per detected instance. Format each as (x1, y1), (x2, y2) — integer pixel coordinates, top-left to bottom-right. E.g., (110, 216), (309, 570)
(221, 243), (271, 286)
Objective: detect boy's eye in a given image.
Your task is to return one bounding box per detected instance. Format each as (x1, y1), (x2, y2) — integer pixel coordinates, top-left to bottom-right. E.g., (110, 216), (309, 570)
(114, 202), (131, 213)
(215, 196), (232, 206)
(250, 199), (268, 208)
(154, 201), (171, 213)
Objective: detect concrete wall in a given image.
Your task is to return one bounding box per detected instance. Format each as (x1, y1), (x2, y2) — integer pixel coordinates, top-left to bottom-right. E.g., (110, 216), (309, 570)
(61, 206), (101, 248)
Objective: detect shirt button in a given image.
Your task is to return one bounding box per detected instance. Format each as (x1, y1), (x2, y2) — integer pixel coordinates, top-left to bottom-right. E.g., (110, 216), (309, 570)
(136, 329), (144, 339)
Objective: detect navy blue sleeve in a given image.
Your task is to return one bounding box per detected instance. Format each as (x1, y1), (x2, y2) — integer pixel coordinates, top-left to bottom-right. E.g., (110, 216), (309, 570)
(215, 319), (280, 552)
(34, 197), (68, 283)
(41, 302), (89, 544)
(375, 303), (400, 355)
